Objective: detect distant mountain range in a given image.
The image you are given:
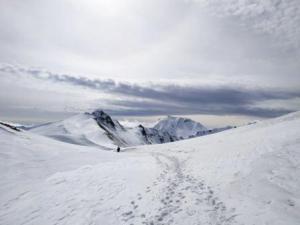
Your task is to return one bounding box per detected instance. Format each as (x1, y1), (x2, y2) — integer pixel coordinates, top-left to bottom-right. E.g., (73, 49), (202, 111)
(28, 110), (233, 149)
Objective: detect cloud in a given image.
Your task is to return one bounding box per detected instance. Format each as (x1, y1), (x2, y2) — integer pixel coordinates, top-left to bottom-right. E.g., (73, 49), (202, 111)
(0, 0), (299, 87)
(193, 0), (300, 49)
(1, 64), (299, 118)
(105, 99), (292, 118)
(1, 1), (299, 124)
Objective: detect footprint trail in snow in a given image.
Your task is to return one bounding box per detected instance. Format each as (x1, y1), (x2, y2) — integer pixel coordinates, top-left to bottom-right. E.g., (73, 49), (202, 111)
(120, 152), (238, 225)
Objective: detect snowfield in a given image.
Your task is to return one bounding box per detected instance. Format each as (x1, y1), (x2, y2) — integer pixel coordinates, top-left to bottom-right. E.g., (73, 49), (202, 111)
(0, 112), (300, 225)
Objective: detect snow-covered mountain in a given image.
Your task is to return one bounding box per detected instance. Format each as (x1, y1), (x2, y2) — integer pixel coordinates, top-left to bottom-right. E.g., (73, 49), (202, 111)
(29, 110), (234, 148)
(154, 115), (207, 139)
(1, 111), (299, 225)
(30, 110), (175, 149)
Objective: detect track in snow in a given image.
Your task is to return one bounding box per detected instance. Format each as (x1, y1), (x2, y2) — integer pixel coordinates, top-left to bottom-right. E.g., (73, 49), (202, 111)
(120, 152), (238, 225)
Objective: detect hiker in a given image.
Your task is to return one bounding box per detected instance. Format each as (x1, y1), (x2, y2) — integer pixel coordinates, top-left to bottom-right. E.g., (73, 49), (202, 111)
(117, 146), (120, 152)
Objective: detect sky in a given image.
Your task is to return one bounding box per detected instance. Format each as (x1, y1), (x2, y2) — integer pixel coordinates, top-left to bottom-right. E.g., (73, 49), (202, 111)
(0, 0), (300, 127)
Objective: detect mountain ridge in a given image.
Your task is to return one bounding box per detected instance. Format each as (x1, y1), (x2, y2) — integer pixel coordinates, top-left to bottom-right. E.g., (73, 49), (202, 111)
(29, 109), (232, 149)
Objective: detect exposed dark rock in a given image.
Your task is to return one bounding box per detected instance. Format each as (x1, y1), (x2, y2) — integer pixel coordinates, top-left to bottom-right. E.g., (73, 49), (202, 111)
(0, 122), (21, 132)
(91, 110), (117, 130)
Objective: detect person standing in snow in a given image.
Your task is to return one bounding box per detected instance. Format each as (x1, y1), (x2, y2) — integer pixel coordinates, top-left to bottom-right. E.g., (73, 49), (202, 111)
(117, 146), (120, 152)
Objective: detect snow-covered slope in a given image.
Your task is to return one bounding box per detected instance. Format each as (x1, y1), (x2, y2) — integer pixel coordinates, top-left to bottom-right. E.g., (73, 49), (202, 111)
(154, 115), (207, 139)
(1, 112), (299, 225)
(30, 110), (174, 149)
(30, 112), (118, 149)
(29, 111), (232, 148)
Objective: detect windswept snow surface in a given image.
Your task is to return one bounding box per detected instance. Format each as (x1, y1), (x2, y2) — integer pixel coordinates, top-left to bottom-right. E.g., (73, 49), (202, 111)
(1, 112), (300, 225)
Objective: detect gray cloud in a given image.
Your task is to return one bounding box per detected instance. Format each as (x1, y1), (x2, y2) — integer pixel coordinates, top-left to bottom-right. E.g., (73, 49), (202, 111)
(1, 64), (299, 118)
(105, 99), (292, 118)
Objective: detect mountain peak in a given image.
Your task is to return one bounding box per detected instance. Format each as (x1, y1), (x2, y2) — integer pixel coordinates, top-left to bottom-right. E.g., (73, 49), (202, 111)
(154, 116), (207, 139)
(91, 109), (108, 117)
(91, 109), (117, 130)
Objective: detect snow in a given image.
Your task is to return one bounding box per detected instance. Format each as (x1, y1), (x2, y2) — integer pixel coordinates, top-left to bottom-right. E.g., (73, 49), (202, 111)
(29, 113), (148, 149)
(154, 116), (207, 139)
(1, 112), (300, 225)
(29, 110), (229, 149)
(29, 111), (171, 148)
(30, 113), (116, 148)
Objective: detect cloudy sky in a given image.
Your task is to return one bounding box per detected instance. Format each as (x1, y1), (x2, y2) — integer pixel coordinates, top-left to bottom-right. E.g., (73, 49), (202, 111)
(0, 0), (300, 126)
